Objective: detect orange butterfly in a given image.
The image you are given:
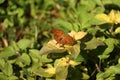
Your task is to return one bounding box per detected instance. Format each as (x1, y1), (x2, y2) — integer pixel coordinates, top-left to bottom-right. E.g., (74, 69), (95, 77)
(52, 29), (75, 45)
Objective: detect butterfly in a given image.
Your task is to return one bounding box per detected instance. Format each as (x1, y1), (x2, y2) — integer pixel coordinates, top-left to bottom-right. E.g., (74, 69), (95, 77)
(52, 29), (75, 45)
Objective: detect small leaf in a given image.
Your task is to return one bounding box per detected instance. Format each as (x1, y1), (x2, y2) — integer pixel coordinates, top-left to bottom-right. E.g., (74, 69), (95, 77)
(115, 27), (120, 34)
(85, 38), (104, 50)
(16, 53), (31, 67)
(17, 39), (32, 50)
(3, 19), (14, 28)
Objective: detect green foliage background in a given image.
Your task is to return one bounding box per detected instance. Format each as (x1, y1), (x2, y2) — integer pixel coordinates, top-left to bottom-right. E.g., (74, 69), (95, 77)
(0, 0), (120, 80)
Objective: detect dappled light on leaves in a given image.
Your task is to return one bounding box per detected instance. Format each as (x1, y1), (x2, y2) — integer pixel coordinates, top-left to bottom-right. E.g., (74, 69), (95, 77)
(39, 30), (86, 59)
(96, 10), (120, 24)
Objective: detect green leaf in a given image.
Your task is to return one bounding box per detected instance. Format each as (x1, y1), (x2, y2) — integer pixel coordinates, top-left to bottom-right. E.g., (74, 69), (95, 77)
(2, 62), (13, 76)
(96, 64), (120, 80)
(68, 42), (80, 59)
(0, 73), (8, 80)
(3, 19), (14, 28)
(112, 0), (120, 6)
(85, 38), (104, 50)
(53, 19), (74, 31)
(41, 55), (53, 63)
(54, 58), (69, 80)
(115, 27), (120, 34)
(80, 0), (96, 11)
(33, 66), (54, 77)
(56, 66), (68, 80)
(0, 46), (15, 59)
(29, 49), (42, 71)
(0, 59), (5, 70)
(93, 0), (103, 6)
(17, 39), (32, 50)
(0, 0), (5, 4)
(16, 53), (31, 67)
(78, 11), (93, 29)
(8, 76), (18, 80)
(29, 49), (40, 59)
(98, 38), (116, 59)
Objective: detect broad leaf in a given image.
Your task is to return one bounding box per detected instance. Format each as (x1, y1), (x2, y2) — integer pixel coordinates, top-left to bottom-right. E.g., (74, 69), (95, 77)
(2, 62), (13, 76)
(17, 39), (32, 50)
(16, 53), (31, 67)
(85, 38), (104, 50)
(0, 46), (15, 59)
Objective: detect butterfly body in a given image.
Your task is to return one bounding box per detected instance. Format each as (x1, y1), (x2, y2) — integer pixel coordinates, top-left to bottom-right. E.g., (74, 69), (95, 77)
(52, 29), (75, 45)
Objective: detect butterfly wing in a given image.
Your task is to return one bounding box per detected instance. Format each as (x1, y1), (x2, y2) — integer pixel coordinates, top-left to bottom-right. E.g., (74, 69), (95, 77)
(53, 29), (75, 45)
(60, 34), (75, 45)
(52, 29), (64, 43)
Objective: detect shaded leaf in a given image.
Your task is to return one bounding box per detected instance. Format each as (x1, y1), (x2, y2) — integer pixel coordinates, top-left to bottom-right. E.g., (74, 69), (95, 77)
(96, 64), (120, 80)
(65, 42), (80, 59)
(85, 38), (104, 50)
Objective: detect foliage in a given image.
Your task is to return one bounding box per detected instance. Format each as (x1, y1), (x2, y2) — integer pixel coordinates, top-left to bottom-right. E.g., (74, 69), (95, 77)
(0, 0), (120, 80)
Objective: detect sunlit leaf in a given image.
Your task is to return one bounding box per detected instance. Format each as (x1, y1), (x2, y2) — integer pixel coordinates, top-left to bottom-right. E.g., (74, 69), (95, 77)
(17, 39), (32, 50)
(0, 73), (8, 80)
(39, 40), (66, 55)
(54, 58), (69, 80)
(115, 27), (120, 34)
(69, 31), (87, 40)
(33, 65), (54, 77)
(95, 14), (110, 23)
(16, 53), (31, 67)
(0, 59), (5, 70)
(2, 62), (13, 76)
(0, 46), (15, 59)
(3, 19), (14, 28)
